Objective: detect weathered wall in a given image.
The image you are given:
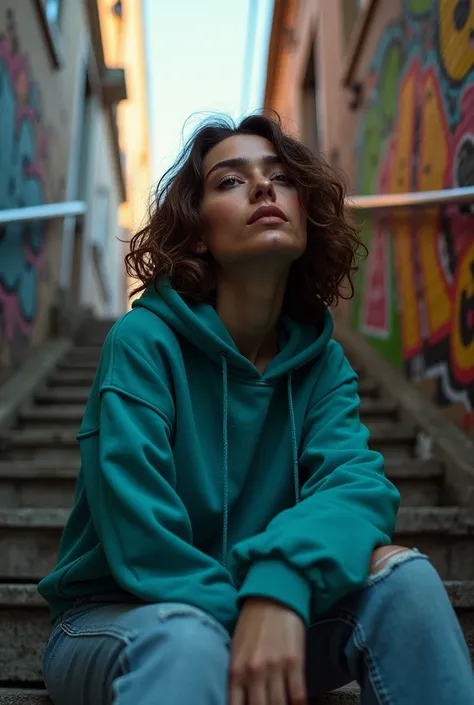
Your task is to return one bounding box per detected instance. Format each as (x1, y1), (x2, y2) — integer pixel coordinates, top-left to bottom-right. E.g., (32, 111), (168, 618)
(346, 0), (474, 434)
(0, 3), (85, 375)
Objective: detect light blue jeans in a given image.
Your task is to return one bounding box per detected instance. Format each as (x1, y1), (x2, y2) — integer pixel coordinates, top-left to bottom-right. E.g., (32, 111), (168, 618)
(43, 551), (474, 704)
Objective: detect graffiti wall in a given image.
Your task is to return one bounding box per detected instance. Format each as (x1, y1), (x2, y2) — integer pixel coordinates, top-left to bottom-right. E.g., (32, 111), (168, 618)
(0, 9), (54, 371)
(353, 0), (474, 435)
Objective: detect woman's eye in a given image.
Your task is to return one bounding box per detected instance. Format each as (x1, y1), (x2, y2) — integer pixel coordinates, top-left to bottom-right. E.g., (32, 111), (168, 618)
(272, 172), (290, 183)
(217, 175), (241, 189)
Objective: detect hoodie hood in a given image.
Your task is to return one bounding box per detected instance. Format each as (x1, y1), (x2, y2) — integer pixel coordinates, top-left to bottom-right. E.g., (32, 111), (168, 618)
(132, 279), (334, 382)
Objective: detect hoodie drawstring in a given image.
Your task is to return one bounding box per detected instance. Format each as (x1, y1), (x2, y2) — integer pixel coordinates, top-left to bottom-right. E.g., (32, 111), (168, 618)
(219, 356), (300, 568)
(221, 353), (229, 567)
(287, 371), (300, 504)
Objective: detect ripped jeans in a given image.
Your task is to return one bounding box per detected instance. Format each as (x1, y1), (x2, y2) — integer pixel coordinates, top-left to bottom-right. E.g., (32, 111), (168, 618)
(42, 550), (474, 705)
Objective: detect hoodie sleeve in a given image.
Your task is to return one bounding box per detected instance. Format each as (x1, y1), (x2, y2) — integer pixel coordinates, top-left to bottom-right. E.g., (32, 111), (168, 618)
(80, 333), (238, 632)
(231, 341), (400, 625)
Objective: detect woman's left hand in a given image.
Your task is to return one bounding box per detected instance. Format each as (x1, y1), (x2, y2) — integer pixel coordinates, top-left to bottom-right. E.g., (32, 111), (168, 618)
(228, 597), (307, 705)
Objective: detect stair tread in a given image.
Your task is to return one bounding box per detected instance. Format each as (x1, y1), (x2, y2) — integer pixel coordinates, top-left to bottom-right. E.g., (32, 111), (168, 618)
(0, 687), (359, 705)
(35, 387), (91, 403)
(0, 506), (472, 532)
(0, 459), (79, 478)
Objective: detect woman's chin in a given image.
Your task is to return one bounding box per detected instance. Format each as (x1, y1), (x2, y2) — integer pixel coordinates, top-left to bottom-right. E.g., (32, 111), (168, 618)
(250, 229), (305, 257)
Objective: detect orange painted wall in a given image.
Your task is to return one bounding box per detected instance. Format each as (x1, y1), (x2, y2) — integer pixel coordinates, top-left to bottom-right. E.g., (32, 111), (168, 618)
(97, 0), (151, 305)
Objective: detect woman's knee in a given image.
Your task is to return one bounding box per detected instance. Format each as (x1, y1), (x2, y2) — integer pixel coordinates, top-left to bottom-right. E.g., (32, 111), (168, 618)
(125, 611), (230, 673)
(367, 549), (448, 614)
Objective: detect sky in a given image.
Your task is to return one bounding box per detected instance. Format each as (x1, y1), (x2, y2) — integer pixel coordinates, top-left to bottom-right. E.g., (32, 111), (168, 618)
(143, 0), (274, 182)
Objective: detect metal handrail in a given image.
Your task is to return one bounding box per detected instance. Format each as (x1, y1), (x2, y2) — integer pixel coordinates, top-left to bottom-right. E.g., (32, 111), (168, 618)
(0, 200), (87, 225)
(347, 186), (474, 211)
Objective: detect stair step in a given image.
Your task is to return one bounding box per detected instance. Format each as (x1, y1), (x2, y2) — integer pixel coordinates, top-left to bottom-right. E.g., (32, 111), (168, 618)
(66, 345), (103, 358)
(19, 406), (86, 424)
(0, 686), (363, 705)
(358, 398), (397, 418)
(59, 359), (100, 371)
(357, 379), (378, 397)
(48, 371), (95, 387)
(0, 507), (473, 581)
(35, 387), (90, 405)
(0, 691), (51, 705)
(0, 687), (361, 704)
(0, 581), (471, 684)
(0, 461), (79, 508)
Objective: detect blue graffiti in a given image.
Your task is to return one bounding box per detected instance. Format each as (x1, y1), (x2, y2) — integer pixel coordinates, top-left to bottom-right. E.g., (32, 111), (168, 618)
(0, 53), (45, 327)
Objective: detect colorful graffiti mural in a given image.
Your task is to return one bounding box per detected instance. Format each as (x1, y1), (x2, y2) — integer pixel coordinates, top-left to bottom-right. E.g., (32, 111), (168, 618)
(354, 0), (474, 433)
(0, 9), (49, 364)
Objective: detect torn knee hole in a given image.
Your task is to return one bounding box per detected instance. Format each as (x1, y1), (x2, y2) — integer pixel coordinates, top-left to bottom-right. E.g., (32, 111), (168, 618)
(369, 547), (410, 576)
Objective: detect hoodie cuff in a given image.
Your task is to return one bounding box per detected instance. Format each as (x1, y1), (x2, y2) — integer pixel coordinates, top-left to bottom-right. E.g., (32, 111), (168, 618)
(238, 559), (312, 626)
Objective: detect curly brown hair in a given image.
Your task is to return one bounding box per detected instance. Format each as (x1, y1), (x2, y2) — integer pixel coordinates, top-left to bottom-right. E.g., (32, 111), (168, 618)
(125, 113), (364, 323)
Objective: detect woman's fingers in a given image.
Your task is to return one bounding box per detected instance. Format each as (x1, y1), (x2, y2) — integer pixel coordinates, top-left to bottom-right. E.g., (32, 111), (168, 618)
(267, 669), (287, 705)
(247, 677), (268, 705)
(287, 658), (308, 705)
(228, 682), (246, 705)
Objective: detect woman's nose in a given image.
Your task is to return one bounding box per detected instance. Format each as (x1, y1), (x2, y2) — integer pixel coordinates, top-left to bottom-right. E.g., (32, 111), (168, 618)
(250, 177), (276, 203)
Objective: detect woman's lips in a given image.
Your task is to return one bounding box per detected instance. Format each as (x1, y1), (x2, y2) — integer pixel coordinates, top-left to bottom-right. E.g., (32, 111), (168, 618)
(250, 215), (286, 226)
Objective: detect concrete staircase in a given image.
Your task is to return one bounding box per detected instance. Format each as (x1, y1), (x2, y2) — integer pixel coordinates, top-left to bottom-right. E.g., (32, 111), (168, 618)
(0, 320), (473, 704)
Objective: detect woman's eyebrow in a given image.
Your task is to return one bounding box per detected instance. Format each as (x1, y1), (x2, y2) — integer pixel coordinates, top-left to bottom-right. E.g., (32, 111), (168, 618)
(205, 155), (282, 180)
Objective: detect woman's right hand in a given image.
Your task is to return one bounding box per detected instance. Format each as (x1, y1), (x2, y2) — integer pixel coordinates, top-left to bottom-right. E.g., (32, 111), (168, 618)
(228, 597), (307, 705)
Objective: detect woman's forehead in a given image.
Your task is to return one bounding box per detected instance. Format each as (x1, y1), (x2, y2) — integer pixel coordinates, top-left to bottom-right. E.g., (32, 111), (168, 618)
(203, 134), (277, 172)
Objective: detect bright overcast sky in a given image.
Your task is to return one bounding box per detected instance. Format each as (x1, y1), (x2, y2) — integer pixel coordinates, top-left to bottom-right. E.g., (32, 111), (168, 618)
(143, 0), (273, 182)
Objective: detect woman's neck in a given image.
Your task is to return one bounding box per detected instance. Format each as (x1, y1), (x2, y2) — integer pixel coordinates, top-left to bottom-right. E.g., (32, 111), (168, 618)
(215, 266), (288, 372)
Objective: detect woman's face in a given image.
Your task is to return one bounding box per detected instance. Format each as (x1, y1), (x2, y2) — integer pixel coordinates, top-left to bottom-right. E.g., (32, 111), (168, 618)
(200, 134), (307, 269)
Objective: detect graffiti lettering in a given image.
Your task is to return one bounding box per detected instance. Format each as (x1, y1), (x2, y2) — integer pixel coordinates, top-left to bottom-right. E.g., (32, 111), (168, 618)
(354, 0), (474, 433)
(0, 10), (48, 365)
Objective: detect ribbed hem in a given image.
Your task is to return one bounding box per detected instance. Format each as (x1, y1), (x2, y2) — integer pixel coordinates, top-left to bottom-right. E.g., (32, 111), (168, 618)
(238, 559), (311, 625)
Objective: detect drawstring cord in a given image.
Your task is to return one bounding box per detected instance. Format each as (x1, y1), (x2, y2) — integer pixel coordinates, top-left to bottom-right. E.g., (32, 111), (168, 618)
(221, 353), (229, 567)
(287, 371), (300, 504)
(220, 357), (300, 568)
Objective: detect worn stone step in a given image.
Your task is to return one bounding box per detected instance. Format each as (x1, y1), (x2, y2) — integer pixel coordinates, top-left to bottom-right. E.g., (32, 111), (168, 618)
(35, 387), (91, 405)
(58, 359), (100, 371)
(357, 378), (378, 397)
(0, 460), (79, 507)
(358, 398), (397, 418)
(66, 345), (103, 358)
(0, 507), (473, 581)
(18, 406), (86, 424)
(47, 370), (96, 387)
(0, 581), (471, 684)
(386, 459), (443, 506)
(0, 687), (360, 704)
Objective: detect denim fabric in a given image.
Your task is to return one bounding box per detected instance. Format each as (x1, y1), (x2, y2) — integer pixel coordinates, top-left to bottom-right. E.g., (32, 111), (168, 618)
(43, 551), (474, 705)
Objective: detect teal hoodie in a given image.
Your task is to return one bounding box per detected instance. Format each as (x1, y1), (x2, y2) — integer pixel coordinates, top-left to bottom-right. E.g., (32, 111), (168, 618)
(38, 280), (400, 629)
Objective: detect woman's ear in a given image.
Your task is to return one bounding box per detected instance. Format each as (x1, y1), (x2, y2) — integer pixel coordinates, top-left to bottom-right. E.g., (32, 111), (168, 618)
(195, 241), (208, 254)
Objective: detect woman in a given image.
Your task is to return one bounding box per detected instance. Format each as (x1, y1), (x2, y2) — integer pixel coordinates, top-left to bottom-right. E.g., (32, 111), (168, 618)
(39, 114), (473, 705)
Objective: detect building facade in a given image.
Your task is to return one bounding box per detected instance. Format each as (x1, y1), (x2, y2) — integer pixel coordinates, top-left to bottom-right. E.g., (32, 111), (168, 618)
(0, 0), (150, 378)
(264, 0), (474, 435)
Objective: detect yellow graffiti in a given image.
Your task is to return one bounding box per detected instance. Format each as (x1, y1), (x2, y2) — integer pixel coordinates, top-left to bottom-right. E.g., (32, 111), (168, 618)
(417, 70), (452, 342)
(451, 243), (474, 381)
(439, 0), (474, 81)
(389, 65), (422, 356)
